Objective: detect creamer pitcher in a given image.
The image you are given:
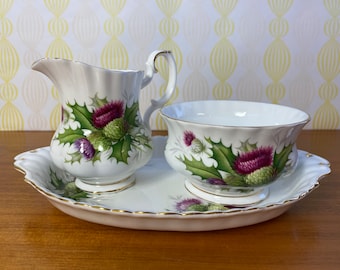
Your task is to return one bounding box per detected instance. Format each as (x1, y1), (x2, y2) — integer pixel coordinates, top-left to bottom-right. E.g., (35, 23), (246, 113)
(32, 50), (177, 192)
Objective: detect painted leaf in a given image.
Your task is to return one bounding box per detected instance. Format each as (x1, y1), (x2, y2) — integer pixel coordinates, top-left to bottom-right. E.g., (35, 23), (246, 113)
(224, 174), (246, 186)
(91, 94), (107, 108)
(238, 139), (257, 152)
(50, 169), (88, 201)
(69, 103), (95, 131)
(273, 144), (293, 172)
(206, 138), (237, 175)
(57, 128), (84, 145)
(133, 133), (152, 149)
(124, 103), (139, 127)
(87, 131), (112, 152)
(63, 182), (88, 201)
(50, 169), (65, 190)
(67, 151), (82, 164)
(110, 135), (132, 164)
(91, 151), (102, 163)
(62, 108), (70, 123)
(181, 155), (222, 180)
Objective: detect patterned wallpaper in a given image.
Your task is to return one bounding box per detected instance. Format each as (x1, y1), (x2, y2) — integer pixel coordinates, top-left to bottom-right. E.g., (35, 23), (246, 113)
(0, 0), (340, 130)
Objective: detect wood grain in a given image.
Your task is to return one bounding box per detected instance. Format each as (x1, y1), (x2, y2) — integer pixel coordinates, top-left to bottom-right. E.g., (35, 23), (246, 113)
(1, 130), (339, 269)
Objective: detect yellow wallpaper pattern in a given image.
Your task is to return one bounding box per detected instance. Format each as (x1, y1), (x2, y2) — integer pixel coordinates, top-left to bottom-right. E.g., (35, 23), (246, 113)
(0, 0), (340, 130)
(314, 0), (340, 128)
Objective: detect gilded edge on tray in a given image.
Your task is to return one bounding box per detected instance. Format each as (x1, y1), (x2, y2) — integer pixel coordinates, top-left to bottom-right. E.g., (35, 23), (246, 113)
(14, 151), (330, 216)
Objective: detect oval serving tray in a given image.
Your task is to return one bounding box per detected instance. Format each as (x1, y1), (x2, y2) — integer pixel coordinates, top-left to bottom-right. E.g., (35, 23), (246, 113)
(14, 136), (330, 231)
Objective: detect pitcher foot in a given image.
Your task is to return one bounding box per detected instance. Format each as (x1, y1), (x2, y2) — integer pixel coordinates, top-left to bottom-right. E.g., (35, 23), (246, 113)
(75, 175), (136, 193)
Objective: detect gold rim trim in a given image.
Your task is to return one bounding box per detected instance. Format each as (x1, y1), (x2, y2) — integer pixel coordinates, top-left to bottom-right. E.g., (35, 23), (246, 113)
(14, 156), (331, 217)
(189, 181), (259, 197)
(81, 179), (136, 194)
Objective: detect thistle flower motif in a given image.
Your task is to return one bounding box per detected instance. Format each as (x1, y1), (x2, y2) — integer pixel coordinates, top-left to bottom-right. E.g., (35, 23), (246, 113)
(178, 135), (292, 188)
(59, 96), (150, 164)
(183, 130), (205, 153)
(92, 100), (124, 128)
(175, 198), (203, 212)
(183, 130), (196, 146)
(234, 146), (273, 175)
(207, 178), (226, 185)
(74, 138), (95, 160)
(175, 198), (226, 212)
(191, 139), (205, 153)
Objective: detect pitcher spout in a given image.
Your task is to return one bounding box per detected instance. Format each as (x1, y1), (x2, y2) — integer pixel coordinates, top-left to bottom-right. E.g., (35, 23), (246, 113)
(32, 58), (74, 95)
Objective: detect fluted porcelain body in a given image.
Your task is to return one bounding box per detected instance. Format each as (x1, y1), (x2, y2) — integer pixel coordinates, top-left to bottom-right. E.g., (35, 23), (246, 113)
(161, 100), (310, 198)
(32, 51), (177, 191)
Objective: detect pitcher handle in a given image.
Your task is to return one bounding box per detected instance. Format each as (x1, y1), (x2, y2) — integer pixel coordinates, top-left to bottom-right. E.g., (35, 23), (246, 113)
(142, 50), (177, 129)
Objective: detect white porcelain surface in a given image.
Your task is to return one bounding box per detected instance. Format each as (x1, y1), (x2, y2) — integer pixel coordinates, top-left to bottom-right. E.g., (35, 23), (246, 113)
(14, 137), (330, 232)
(161, 100), (310, 197)
(161, 100), (309, 127)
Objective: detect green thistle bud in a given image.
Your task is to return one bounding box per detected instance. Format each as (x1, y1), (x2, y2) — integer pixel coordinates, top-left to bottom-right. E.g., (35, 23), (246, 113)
(186, 204), (209, 212)
(244, 166), (276, 186)
(64, 182), (78, 194)
(191, 138), (205, 154)
(207, 204), (226, 211)
(103, 118), (129, 141)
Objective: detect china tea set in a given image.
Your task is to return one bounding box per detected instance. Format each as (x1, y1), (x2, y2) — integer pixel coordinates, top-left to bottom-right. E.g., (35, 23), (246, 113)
(31, 50), (310, 206)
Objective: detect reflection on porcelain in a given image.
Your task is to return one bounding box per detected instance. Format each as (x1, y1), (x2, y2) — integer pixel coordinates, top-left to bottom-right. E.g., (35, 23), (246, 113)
(161, 100), (310, 205)
(14, 136), (330, 231)
(32, 51), (177, 192)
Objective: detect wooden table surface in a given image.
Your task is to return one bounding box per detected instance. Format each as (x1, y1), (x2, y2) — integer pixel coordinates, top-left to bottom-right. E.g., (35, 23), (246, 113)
(1, 130), (339, 269)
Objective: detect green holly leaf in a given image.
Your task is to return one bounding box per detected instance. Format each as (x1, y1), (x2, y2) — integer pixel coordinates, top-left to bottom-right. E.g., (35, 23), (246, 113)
(50, 169), (65, 189)
(68, 102), (96, 131)
(180, 155), (222, 180)
(238, 139), (257, 152)
(88, 131), (112, 152)
(91, 151), (102, 163)
(63, 182), (88, 201)
(66, 151), (83, 164)
(50, 170), (88, 200)
(273, 144), (294, 173)
(224, 174), (246, 186)
(62, 108), (70, 123)
(133, 133), (152, 149)
(109, 135), (132, 164)
(57, 127), (84, 145)
(124, 102), (139, 127)
(91, 94), (108, 108)
(206, 138), (237, 175)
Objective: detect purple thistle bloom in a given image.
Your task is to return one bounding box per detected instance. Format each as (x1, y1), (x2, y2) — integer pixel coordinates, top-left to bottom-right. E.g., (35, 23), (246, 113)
(175, 198), (202, 212)
(92, 100), (124, 128)
(183, 130), (196, 146)
(207, 178), (226, 185)
(74, 138), (95, 160)
(234, 146), (273, 175)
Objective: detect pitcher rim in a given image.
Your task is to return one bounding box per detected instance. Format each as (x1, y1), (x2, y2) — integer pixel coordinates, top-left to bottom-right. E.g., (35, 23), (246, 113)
(32, 57), (145, 73)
